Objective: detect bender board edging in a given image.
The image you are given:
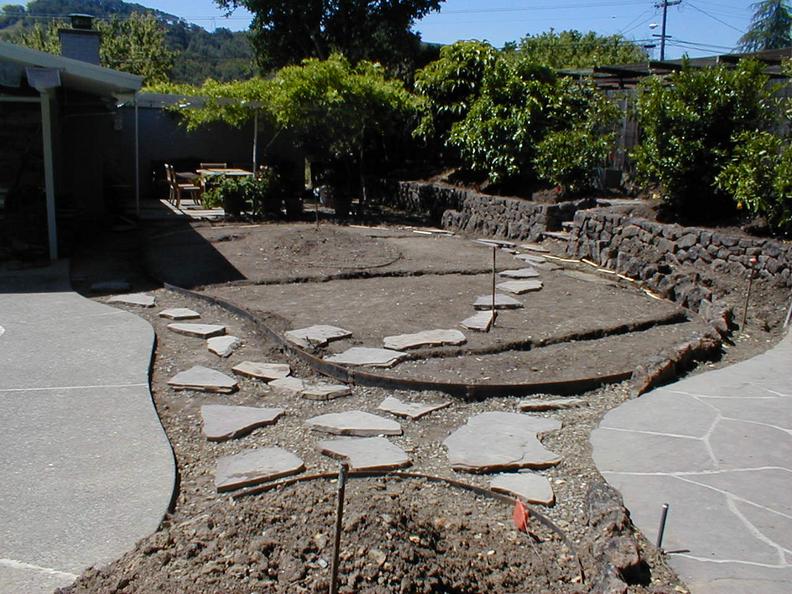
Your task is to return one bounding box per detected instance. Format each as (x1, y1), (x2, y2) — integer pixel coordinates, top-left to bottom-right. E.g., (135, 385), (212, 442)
(164, 282), (635, 399)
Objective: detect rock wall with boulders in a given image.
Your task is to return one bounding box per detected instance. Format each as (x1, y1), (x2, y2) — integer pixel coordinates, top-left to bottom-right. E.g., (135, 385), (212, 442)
(395, 181), (593, 241)
(566, 209), (792, 336)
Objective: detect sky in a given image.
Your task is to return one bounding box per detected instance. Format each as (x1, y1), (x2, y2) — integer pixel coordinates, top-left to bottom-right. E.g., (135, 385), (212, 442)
(65, 0), (757, 59)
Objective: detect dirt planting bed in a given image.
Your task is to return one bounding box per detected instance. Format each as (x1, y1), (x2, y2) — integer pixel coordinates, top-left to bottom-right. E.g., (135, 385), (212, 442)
(61, 218), (786, 593)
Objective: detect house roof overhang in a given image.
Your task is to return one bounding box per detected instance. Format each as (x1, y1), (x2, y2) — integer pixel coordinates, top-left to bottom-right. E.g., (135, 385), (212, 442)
(0, 40), (142, 98)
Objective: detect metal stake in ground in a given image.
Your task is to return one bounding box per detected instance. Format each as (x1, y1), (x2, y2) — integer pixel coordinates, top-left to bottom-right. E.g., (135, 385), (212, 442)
(330, 462), (349, 594)
(656, 503), (670, 550)
(491, 246), (497, 329)
(741, 257), (758, 329)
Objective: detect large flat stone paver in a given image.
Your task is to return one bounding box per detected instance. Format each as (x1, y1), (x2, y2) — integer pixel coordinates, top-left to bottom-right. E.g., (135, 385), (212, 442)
(473, 293), (523, 310)
(498, 268), (540, 279)
(167, 366), (238, 393)
(490, 473), (555, 505)
(317, 437), (410, 470)
(284, 325), (352, 349)
(378, 396), (451, 419)
(158, 307), (200, 320)
(444, 412), (561, 473)
(108, 292), (155, 308)
(324, 347), (407, 368)
(215, 447), (304, 492)
(306, 411), (402, 436)
(167, 322), (226, 339)
(592, 330), (792, 594)
(0, 263), (174, 593)
(383, 329), (466, 351)
(232, 361), (290, 381)
(201, 405), (284, 441)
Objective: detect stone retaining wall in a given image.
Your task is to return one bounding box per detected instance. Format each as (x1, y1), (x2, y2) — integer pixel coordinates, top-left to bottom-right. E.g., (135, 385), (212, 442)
(395, 181), (592, 241)
(566, 209), (792, 334)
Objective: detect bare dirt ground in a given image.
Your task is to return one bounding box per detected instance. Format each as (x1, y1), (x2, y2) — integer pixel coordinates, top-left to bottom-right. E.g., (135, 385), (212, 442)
(60, 218), (788, 594)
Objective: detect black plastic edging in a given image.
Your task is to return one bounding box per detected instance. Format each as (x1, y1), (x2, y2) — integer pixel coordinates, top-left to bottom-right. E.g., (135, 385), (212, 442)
(165, 283), (633, 400)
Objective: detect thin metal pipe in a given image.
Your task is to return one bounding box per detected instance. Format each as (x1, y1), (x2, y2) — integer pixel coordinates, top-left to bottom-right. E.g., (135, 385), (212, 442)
(329, 463), (349, 594)
(656, 503), (669, 549)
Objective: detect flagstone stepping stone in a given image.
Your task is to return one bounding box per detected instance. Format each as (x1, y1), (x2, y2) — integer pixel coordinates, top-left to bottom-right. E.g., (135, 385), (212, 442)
(90, 280), (130, 292)
(496, 280), (543, 295)
(201, 404), (285, 441)
(476, 238), (517, 248)
(325, 347), (407, 368)
(215, 447), (304, 492)
(563, 270), (617, 286)
(515, 254), (547, 265)
(318, 437), (411, 471)
(269, 376), (305, 396)
(159, 307), (201, 320)
(378, 396), (451, 420)
(461, 310), (495, 332)
(520, 243), (549, 253)
(284, 325), (352, 349)
(168, 323), (226, 339)
(168, 365), (238, 393)
(473, 293), (523, 310)
(108, 292), (155, 307)
(529, 261), (562, 271)
(519, 398), (586, 412)
(490, 473), (555, 505)
(499, 268), (540, 279)
(383, 329), (467, 351)
(302, 383), (352, 401)
(543, 231), (570, 241)
(443, 412), (561, 473)
(207, 335), (241, 357)
(306, 411), (402, 436)
(232, 361), (291, 381)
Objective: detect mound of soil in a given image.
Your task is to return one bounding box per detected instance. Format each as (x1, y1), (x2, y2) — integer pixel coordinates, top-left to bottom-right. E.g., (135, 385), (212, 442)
(60, 479), (581, 594)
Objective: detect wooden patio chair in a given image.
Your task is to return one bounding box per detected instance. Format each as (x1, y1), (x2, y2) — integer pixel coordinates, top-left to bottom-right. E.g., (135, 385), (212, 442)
(167, 164), (202, 209)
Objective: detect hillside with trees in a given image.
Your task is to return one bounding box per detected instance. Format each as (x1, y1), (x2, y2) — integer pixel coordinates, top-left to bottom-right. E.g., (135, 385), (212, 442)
(0, 0), (256, 82)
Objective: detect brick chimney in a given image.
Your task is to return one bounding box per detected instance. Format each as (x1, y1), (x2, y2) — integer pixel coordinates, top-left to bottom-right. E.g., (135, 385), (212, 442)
(59, 14), (100, 65)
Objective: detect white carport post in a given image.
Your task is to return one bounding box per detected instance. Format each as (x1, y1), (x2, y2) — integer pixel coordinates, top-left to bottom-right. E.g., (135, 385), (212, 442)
(26, 67), (61, 261)
(40, 89), (57, 260)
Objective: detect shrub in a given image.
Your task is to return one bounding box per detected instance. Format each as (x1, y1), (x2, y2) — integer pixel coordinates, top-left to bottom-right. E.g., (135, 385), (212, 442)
(413, 40), (499, 150)
(202, 172), (284, 218)
(716, 131), (792, 233)
(632, 59), (777, 221)
(534, 128), (613, 195)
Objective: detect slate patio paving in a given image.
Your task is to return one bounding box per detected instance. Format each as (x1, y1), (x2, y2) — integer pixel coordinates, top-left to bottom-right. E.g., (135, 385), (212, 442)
(591, 329), (792, 594)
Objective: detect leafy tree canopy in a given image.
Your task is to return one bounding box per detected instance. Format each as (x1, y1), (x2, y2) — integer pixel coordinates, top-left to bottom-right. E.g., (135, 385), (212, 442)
(214, 0), (444, 75)
(739, 0), (792, 51)
(632, 59), (778, 221)
(508, 29), (648, 69)
(11, 12), (175, 84)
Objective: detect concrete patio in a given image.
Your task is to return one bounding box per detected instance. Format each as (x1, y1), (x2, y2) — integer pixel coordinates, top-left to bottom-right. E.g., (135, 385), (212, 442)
(0, 262), (175, 593)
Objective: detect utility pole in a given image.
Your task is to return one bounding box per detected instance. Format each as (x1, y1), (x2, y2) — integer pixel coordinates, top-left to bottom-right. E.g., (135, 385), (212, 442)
(656, 0), (682, 61)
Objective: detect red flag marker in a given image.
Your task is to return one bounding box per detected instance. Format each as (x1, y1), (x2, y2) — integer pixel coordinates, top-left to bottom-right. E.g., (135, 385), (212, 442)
(513, 499), (529, 533)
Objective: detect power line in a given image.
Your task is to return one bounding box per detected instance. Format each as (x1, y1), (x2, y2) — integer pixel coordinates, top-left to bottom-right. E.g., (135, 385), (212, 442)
(686, 2), (746, 34)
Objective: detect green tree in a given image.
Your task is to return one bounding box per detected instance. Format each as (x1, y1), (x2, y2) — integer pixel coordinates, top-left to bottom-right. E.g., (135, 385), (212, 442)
(717, 131), (792, 233)
(155, 54), (416, 214)
(267, 54), (417, 212)
(413, 41), (499, 153)
(97, 12), (175, 84)
(214, 0), (443, 74)
(632, 60), (777, 221)
(11, 12), (174, 84)
(739, 0), (792, 51)
(415, 45), (617, 192)
(511, 30), (648, 69)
